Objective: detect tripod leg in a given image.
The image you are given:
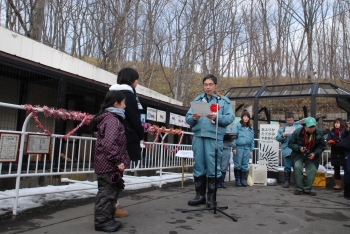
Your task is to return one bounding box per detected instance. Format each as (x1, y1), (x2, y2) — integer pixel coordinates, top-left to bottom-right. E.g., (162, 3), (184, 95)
(215, 206), (237, 222)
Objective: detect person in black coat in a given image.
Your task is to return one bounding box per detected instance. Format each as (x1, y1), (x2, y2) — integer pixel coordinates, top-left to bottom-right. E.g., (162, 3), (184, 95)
(110, 68), (144, 162)
(326, 118), (345, 190)
(342, 117), (350, 199)
(109, 67), (144, 217)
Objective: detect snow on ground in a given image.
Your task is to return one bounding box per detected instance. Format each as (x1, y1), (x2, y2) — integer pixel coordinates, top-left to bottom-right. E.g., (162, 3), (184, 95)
(0, 173), (192, 216)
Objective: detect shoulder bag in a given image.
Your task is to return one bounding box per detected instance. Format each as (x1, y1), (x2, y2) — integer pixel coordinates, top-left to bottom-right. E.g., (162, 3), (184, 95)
(337, 133), (350, 151)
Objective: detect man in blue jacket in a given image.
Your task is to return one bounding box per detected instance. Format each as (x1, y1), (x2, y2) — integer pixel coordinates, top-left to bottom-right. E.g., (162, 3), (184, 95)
(276, 112), (302, 188)
(185, 74), (234, 208)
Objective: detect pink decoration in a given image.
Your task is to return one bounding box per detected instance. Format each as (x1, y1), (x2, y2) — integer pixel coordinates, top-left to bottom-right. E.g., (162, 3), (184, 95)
(141, 123), (185, 152)
(24, 104), (94, 140)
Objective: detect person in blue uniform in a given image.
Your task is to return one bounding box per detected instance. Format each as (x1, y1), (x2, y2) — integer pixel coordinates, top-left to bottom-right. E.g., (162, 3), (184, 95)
(232, 109), (255, 187)
(276, 112), (302, 188)
(185, 74), (234, 208)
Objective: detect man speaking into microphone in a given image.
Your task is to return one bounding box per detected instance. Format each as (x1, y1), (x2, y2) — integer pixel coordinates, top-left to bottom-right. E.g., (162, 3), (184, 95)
(185, 74), (234, 208)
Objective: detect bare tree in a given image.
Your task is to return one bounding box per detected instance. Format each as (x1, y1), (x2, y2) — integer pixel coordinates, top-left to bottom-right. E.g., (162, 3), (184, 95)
(2, 0), (350, 103)
(279, 0), (325, 82)
(7, 0), (45, 41)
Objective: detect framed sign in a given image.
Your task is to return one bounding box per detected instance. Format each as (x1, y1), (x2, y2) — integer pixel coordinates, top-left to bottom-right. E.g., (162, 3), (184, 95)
(140, 114), (146, 123)
(170, 113), (177, 125)
(146, 107), (157, 121)
(26, 134), (51, 154)
(157, 110), (166, 123)
(0, 132), (21, 162)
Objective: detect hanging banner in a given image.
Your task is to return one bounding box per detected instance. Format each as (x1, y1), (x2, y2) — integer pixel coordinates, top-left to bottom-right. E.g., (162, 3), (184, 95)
(157, 110), (166, 123)
(259, 124), (279, 172)
(146, 107), (157, 121)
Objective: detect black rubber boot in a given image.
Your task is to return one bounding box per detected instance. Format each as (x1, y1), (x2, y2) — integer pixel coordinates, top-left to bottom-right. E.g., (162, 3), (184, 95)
(218, 171), (226, 188)
(283, 172), (291, 188)
(241, 171), (248, 187)
(234, 169), (241, 187)
(95, 220), (122, 232)
(207, 177), (220, 208)
(344, 183), (350, 200)
(188, 176), (206, 206)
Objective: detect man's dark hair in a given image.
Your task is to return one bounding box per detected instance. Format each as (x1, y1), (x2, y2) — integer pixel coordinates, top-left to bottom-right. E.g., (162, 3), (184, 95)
(285, 112), (295, 119)
(202, 74), (217, 84)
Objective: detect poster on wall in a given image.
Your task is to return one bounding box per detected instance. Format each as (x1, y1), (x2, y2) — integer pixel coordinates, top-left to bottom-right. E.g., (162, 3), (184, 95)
(170, 113), (177, 125)
(157, 110), (166, 123)
(180, 116), (190, 128)
(0, 132), (20, 162)
(146, 107), (157, 121)
(140, 114), (146, 123)
(177, 115), (183, 126)
(259, 124), (279, 172)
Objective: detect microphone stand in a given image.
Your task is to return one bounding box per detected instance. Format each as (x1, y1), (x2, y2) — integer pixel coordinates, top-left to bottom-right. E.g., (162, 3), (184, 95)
(181, 96), (237, 222)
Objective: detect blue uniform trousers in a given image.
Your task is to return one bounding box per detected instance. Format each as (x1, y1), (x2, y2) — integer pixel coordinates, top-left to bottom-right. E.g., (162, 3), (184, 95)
(233, 145), (250, 172)
(284, 155), (292, 173)
(192, 136), (223, 178)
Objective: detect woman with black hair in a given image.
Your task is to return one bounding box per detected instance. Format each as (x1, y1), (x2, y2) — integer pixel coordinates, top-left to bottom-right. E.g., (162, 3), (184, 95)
(326, 118), (345, 190)
(109, 67), (144, 217)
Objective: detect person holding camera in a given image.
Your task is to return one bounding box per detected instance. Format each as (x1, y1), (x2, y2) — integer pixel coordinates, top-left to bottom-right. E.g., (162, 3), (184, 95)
(288, 117), (326, 196)
(326, 118), (345, 190)
(90, 91), (130, 232)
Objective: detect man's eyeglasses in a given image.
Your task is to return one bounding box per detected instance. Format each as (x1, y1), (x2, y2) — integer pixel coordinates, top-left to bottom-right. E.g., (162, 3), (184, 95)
(204, 83), (215, 87)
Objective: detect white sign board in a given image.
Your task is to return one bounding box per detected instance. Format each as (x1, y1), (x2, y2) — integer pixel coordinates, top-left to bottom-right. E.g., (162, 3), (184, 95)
(157, 110), (166, 123)
(259, 124), (279, 172)
(146, 107), (157, 121)
(170, 113), (177, 125)
(0, 133), (20, 162)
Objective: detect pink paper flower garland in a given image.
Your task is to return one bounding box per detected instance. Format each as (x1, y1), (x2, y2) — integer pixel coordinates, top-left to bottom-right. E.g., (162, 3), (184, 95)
(24, 104), (94, 140)
(141, 123), (185, 152)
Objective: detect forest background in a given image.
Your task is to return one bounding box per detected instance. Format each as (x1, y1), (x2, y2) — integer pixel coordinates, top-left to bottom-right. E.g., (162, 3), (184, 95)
(1, 0), (350, 109)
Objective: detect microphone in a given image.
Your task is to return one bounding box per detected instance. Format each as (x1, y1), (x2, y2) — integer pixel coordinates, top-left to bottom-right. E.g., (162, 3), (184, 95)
(211, 93), (221, 100)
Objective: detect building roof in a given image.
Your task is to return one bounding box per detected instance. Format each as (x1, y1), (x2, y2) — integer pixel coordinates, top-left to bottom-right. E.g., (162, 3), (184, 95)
(225, 82), (350, 113)
(0, 26), (183, 107)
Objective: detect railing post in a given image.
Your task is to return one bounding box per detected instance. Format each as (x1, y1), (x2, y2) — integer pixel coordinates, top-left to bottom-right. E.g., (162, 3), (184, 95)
(13, 112), (33, 216)
(158, 133), (169, 188)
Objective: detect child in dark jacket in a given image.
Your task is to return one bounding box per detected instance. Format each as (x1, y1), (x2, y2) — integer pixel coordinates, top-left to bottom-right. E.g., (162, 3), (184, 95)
(91, 90), (130, 232)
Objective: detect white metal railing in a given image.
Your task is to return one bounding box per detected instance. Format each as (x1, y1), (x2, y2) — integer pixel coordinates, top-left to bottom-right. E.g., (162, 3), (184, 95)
(0, 102), (334, 216)
(0, 102), (195, 215)
(253, 139), (331, 170)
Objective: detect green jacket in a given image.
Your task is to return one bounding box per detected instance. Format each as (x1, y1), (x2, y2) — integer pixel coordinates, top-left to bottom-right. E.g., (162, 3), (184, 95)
(288, 127), (326, 169)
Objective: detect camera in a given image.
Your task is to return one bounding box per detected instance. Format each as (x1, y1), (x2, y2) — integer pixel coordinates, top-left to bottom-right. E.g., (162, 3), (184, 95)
(303, 148), (311, 157)
(110, 171), (125, 190)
